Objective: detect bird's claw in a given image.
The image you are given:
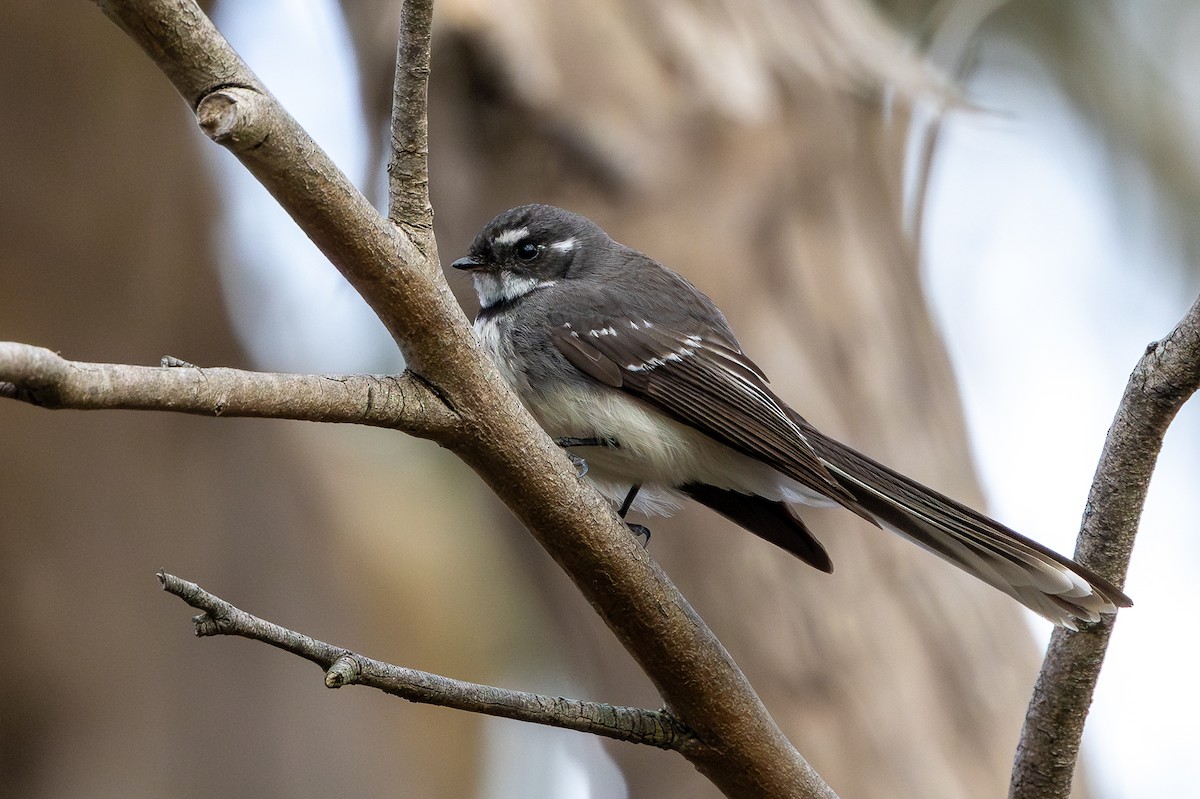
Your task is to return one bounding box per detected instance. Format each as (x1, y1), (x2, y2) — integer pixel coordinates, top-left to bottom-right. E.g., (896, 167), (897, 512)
(554, 436), (619, 479)
(565, 451), (589, 478)
(626, 523), (651, 548)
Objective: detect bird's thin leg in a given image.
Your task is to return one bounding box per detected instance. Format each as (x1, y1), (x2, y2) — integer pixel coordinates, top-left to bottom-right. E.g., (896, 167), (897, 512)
(617, 484), (641, 518)
(617, 484), (651, 547)
(554, 436), (615, 448)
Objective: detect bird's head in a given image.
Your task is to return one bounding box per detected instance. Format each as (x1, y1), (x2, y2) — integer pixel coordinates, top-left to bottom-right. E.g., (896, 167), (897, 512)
(451, 204), (607, 311)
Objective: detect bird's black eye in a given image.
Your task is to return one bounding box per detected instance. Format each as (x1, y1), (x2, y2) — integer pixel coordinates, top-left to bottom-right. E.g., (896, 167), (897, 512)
(515, 241), (540, 261)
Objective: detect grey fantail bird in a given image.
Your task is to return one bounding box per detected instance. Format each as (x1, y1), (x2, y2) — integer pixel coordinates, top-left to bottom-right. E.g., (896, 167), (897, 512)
(451, 203), (1131, 628)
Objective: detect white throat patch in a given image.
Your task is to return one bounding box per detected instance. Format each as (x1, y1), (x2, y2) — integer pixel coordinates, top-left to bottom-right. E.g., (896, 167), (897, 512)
(474, 271), (556, 309)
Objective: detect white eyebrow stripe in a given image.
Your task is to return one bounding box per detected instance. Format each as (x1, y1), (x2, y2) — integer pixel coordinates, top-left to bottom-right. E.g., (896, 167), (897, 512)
(550, 237), (577, 252)
(494, 227), (529, 246)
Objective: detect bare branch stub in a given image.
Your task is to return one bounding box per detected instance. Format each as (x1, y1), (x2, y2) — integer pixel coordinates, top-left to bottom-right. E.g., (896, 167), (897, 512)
(1011, 293), (1200, 799)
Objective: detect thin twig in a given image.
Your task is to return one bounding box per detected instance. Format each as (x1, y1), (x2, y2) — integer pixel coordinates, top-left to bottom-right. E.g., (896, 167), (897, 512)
(1011, 293), (1200, 799)
(389, 0), (435, 234)
(0, 342), (460, 437)
(158, 572), (695, 750)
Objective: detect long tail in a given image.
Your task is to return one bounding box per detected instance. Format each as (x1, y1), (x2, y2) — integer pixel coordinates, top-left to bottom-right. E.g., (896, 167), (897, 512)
(797, 420), (1132, 628)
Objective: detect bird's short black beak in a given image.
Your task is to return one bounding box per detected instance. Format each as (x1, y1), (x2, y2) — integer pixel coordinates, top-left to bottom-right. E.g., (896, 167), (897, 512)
(451, 255), (484, 271)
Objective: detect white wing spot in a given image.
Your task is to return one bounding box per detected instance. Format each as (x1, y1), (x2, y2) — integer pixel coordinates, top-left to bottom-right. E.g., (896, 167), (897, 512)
(626, 347), (694, 371)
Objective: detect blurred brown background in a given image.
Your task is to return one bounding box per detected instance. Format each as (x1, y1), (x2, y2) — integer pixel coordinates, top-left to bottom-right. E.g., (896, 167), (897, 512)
(5, 1), (1194, 797)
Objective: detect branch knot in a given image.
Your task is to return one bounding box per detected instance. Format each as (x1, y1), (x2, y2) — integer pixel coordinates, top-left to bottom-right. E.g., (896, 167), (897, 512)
(198, 87), (270, 151)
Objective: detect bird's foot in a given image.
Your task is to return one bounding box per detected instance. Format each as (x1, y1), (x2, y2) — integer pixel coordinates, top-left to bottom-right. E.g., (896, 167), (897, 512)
(626, 523), (651, 548)
(564, 450), (589, 478)
(554, 437), (619, 479)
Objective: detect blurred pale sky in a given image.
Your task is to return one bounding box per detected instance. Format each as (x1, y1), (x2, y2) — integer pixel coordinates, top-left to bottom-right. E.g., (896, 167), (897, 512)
(211, 2), (1200, 797)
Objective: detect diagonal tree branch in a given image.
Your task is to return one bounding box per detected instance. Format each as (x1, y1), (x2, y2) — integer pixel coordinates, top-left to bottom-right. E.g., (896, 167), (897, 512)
(158, 571), (696, 751)
(1010, 292), (1200, 799)
(85, 3), (834, 797)
(0, 343), (460, 436)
